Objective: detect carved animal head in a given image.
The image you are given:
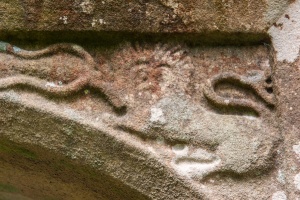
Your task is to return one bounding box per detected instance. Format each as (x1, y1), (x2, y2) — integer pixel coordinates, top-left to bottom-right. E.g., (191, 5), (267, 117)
(107, 43), (194, 108)
(109, 43), (280, 180)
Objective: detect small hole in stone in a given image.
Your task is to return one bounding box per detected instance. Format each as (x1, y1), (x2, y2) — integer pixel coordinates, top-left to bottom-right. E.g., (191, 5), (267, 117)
(143, 76), (148, 81)
(266, 87), (273, 94)
(266, 77), (272, 84)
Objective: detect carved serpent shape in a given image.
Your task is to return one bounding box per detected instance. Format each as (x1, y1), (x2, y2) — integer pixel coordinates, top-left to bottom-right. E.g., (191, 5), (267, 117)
(0, 41), (125, 110)
(203, 71), (276, 116)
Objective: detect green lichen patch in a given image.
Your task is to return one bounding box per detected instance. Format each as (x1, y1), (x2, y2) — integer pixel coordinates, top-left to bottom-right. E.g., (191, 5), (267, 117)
(0, 140), (37, 160)
(0, 183), (20, 193)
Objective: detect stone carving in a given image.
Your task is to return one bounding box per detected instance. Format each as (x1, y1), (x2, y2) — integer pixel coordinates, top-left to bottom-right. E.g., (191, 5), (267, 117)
(0, 41), (124, 109)
(112, 44), (280, 181)
(203, 71), (276, 116)
(105, 43), (193, 106)
(0, 41), (282, 199)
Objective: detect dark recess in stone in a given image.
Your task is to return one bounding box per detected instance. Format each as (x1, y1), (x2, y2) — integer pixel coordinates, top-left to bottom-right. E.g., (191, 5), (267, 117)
(0, 31), (270, 47)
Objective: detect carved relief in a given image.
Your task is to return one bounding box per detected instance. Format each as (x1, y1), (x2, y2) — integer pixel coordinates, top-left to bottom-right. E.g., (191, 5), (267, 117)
(204, 71), (276, 116)
(0, 41), (281, 197)
(0, 41), (124, 109)
(111, 44), (280, 181)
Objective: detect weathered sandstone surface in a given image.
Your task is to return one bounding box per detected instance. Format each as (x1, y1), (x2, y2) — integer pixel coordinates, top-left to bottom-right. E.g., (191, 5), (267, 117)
(0, 0), (299, 199)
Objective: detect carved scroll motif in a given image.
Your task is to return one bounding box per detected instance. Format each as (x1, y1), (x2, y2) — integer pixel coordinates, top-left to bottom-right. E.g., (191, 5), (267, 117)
(0, 41), (124, 109)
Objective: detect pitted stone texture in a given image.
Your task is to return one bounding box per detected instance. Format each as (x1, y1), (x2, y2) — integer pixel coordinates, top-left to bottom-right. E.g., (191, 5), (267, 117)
(0, 0), (291, 33)
(274, 55), (300, 200)
(268, 1), (300, 199)
(269, 0), (300, 63)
